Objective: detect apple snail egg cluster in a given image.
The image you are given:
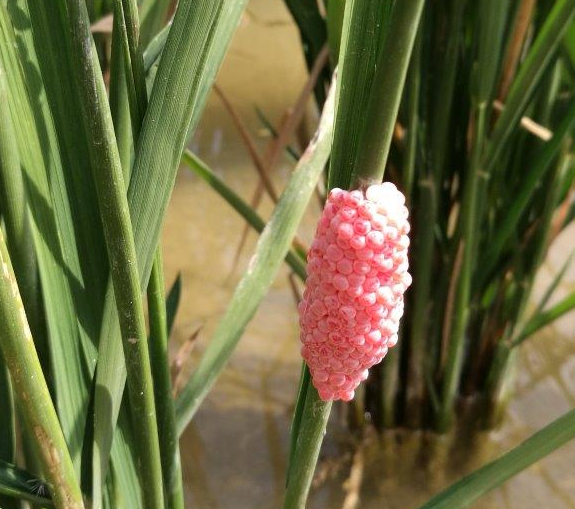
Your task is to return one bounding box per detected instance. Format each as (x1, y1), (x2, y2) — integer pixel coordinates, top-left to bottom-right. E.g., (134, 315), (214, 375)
(298, 183), (411, 401)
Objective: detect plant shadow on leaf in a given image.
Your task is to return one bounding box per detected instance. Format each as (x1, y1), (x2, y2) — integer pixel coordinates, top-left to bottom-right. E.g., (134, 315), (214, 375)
(22, 172), (102, 343)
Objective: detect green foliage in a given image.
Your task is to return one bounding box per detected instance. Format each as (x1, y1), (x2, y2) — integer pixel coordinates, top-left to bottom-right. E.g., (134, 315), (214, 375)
(418, 409), (575, 509)
(0, 460), (54, 507)
(0, 0), (248, 506)
(175, 83), (336, 433)
(0, 0), (574, 508)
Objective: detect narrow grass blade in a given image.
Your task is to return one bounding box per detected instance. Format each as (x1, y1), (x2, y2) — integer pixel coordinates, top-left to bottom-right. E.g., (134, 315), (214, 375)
(175, 78), (336, 433)
(484, 0), (575, 172)
(109, 17), (133, 179)
(143, 23), (170, 72)
(147, 250), (184, 509)
(92, 0), (248, 495)
(513, 290), (575, 346)
(403, 30), (422, 199)
(417, 409), (575, 509)
(113, 0), (148, 134)
(497, 0), (536, 101)
(181, 150), (307, 280)
(12, 0), (110, 369)
(0, 230), (84, 508)
(533, 251), (574, 317)
(564, 21), (575, 68)
(0, 460), (53, 507)
(254, 107), (300, 162)
(63, 0), (164, 506)
(166, 273), (183, 336)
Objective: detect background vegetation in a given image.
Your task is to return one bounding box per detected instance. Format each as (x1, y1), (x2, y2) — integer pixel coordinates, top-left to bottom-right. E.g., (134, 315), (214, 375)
(0, 0), (574, 508)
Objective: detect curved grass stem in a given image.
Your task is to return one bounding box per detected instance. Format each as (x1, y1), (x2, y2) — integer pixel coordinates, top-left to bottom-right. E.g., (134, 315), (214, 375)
(0, 231), (84, 509)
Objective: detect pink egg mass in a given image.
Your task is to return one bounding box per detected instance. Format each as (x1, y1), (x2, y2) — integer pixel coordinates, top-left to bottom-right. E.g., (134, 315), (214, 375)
(298, 183), (412, 402)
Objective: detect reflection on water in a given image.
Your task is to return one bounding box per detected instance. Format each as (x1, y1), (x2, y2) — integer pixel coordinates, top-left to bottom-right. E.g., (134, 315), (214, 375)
(161, 0), (575, 507)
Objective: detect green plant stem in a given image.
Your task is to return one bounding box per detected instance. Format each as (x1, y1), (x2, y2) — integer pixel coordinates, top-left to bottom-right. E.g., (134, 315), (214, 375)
(147, 250), (184, 509)
(406, 2), (467, 424)
(532, 251), (574, 318)
(513, 290), (575, 346)
(480, 99), (575, 284)
(485, 147), (569, 417)
(286, 363), (311, 484)
(63, 1), (164, 507)
(181, 150), (307, 279)
(283, 389), (332, 509)
(114, 2), (185, 505)
(0, 348), (15, 509)
(93, 0), (248, 496)
(1, 2), (98, 470)
(437, 105), (487, 432)
(285, 1), (426, 501)
(0, 230), (84, 509)
(437, 0), (511, 431)
(352, 0), (426, 183)
(109, 17), (132, 180)
(380, 346), (400, 427)
(0, 68), (17, 509)
(402, 24), (426, 427)
(113, 0), (148, 136)
(484, 0), (575, 173)
(175, 76), (336, 434)
(403, 30), (422, 199)
(417, 409), (575, 509)
(328, 0), (394, 190)
(113, 2), (140, 141)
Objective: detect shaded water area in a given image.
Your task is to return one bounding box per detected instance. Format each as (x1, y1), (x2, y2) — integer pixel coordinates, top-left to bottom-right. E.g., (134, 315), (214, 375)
(161, 1), (575, 507)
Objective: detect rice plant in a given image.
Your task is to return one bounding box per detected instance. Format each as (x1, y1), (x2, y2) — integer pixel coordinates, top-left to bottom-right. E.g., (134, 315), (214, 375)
(285, 0), (575, 428)
(0, 0), (574, 508)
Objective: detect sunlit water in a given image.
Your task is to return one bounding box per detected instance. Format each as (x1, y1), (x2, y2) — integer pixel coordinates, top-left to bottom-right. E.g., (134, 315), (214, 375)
(161, 1), (575, 507)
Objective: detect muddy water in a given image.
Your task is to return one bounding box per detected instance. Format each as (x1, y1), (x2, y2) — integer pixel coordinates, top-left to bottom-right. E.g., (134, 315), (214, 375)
(160, 1), (575, 507)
